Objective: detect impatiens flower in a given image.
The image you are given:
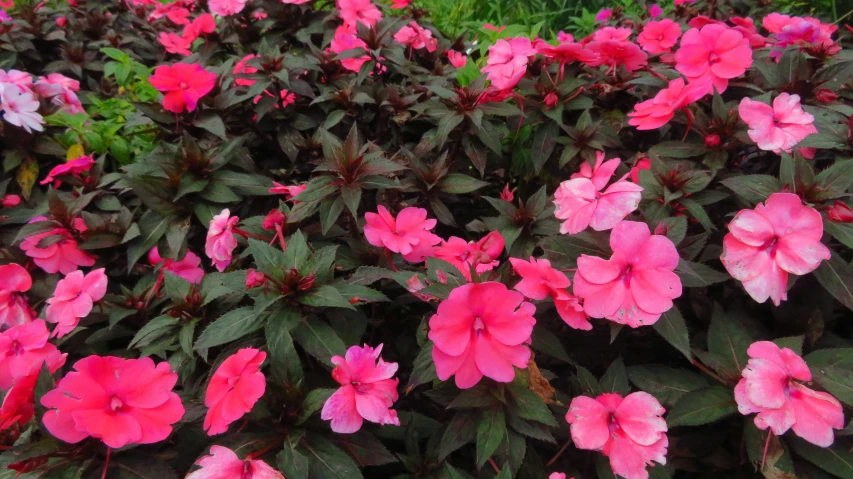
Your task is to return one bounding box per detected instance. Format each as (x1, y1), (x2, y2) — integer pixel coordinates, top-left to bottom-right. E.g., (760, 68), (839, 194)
(205, 209), (240, 272)
(204, 348), (266, 435)
(20, 221), (95, 275)
(364, 206), (442, 263)
(573, 221), (682, 327)
(208, 0), (246, 16)
(0, 87), (43, 133)
(336, 0), (381, 28)
(630, 158), (651, 183)
(390, 0), (410, 7)
(192, 13), (216, 34)
(0, 70), (33, 93)
(321, 344), (399, 433)
(627, 78), (709, 130)
(764, 14), (838, 58)
(158, 32), (193, 56)
(394, 21), (437, 52)
(233, 54), (259, 87)
(482, 38), (536, 90)
(534, 36), (598, 80)
(595, 8), (612, 22)
(553, 152), (643, 234)
(730, 16), (766, 48)
(828, 201), (853, 223)
(674, 24), (753, 93)
(434, 230), (504, 280)
(1, 194), (20, 208)
(0, 264), (36, 328)
(500, 183), (516, 202)
(149, 63), (216, 114)
(649, 4), (662, 18)
(269, 181), (306, 201)
(735, 341), (844, 447)
(40, 155), (96, 186)
(585, 36), (648, 74)
(637, 19), (682, 54)
(0, 320), (66, 390)
(738, 93), (817, 154)
(45, 268), (108, 338)
(720, 193), (830, 306)
(187, 446), (284, 479)
(510, 257), (591, 330)
(330, 25), (371, 72)
(42, 356), (184, 448)
(34, 73), (79, 97)
(148, 247), (205, 284)
(428, 282), (536, 389)
(567, 392), (668, 479)
(245, 269), (266, 288)
(280, 0), (310, 4)
(447, 51), (467, 67)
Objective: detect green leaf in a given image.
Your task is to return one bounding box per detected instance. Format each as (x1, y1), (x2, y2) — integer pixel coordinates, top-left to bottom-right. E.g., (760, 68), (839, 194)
(439, 413), (477, 461)
(291, 316), (346, 366)
(815, 159), (853, 196)
(788, 436), (853, 479)
(285, 230), (311, 271)
(297, 388), (335, 425)
(675, 259), (730, 287)
(576, 365), (601, 396)
(773, 335), (804, 355)
(476, 408), (506, 467)
(530, 325), (572, 363)
(408, 342), (438, 388)
(266, 307), (304, 386)
(825, 221), (853, 251)
(804, 349), (853, 407)
(278, 433), (310, 479)
(743, 422), (796, 479)
(813, 250), (853, 311)
(627, 365), (711, 406)
(248, 238), (289, 281)
(652, 306), (691, 361)
(721, 175), (782, 205)
(195, 112), (228, 141)
(506, 382), (558, 427)
(439, 173), (490, 194)
(297, 285), (356, 310)
(539, 231), (610, 269)
(163, 272), (191, 303)
(330, 431), (397, 466)
(707, 304), (752, 374)
(531, 122), (559, 173)
(650, 141), (708, 158)
(666, 386), (738, 427)
(194, 305), (269, 350)
(302, 435), (364, 479)
(600, 357), (630, 395)
(126, 211), (169, 272)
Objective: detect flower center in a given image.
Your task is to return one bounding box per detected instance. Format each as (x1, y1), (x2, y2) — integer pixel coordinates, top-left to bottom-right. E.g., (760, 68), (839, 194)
(179, 81), (188, 89)
(10, 340), (23, 356)
(110, 396), (124, 412)
(227, 375), (241, 388)
(473, 316), (485, 332)
(708, 52), (720, 64)
(241, 461), (253, 479)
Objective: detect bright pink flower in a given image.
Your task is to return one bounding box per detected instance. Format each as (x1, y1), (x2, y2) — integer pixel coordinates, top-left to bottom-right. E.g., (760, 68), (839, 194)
(574, 221), (682, 327)
(735, 341), (844, 447)
(45, 268), (107, 338)
(390, 0), (410, 8)
(721, 193), (830, 306)
(510, 257), (591, 330)
(828, 201), (853, 223)
(205, 208), (239, 272)
(40, 155), (95, 186)
(234, 54), (259, 87)
(428, 282), (536, 388)
(193, 13), (216, 33)
(585, 36), (648, 74)
(245, 269), (266, 288)
(158, 32), (193, 56)
(595, 8), (612, 22)
(674, 0), (693, 4)
(394, 21), (437, 52)
(674, 24), (752, 94)
(336, 0), (381, 28)
(627, 78), (709, 130)
(149, 63), (216, 114)
(1, 194), (20, 208)
(269, 181), (306, 201)
(20, 222), (95, 275)
(482, 38), (536, 90)
(330, 25), (371, 72)
(209, 0), (246, 16)
(0, 320), (66, 390)
(252, 10), (267, 19)
(262, 209), (286, 230)
(187, 446), (284, 479)
(1, 87), (43, 133)
(434, 231), (504, 280)
(34, 73), (79, 97)
(567, 392), (668, 479)
(280, 0), (309, 4)
(0, 264), (36, 328)
(364, 206), (441, 263)
(549, 474), (568, 479)
(630, 158), (651, 183)
(321, 344), (399, 433)
(42, 356), (184, 448)
(447, 51), (467, 67)
(738, 93), (817, 154)
(204, 348), (266, 435)
(730, 16), (766, 48)
(149, 2), (189, 23)
(148, 247), (205, 284)
(534, 36), (598, 79)
(483, 23), (505, 33)
(553, 152), (643, 234)
(500, 183), (515, 202)
(649, 4), (662, 18)
(637, 19), (681, 54)
(766, 14), (838, 58)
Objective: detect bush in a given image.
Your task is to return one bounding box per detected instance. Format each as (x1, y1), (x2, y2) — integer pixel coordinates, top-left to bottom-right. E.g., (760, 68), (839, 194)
(1, 0), (853, 478)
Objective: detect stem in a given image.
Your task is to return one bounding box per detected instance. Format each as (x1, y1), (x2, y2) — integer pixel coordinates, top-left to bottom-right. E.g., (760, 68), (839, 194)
(488, 458), (500, 474)
(692, 359), (730, 386)
(384, 248), (398, 272)
(761, 430), (773, 471)
(546, 439), (571, 466)
(142, 273), (164, 310)
(101, 447), (111, 479)
(233, 228), (273, 242)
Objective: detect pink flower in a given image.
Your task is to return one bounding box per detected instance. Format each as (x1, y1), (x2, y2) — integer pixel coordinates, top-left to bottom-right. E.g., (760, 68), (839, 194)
(483, 23), (505, 33)
(42, 356), (184, 448)
(627, 78), (709, 130)
(262, 209), (286, 230)
(269, 181), (306, 201)
(574, 221), (682, 327)
(252, 10), (267, 19)
(321, 344), (399, 433)
(209, 0), (246, 16)
(1, 194), (20, 208)
(0, 70), (33, 93)
(585, 36), (648, 74)
(765, 14), (838, 58)
(428, 282), (536, 388)
(245, 269), (266, 288)
(738, 93), (817, 154)
(363, 206), (442, 262)
(330, 25), (371, 72)
(40, 155), (96, 186)
(205, 209), (239, 272)
(482, 38), (536, 90)
(234, 54), (259, 87)
(390, 0), (410, 8)
(34, 73), (79, 97)
(735, 341), (844, 447)
(553, 152), (643, 234)
(45, 268), (107, 338)
(281, 0), (310, 4)
(0, 87), (43, 133)
(187, 446), (284, 479)
(649, 4), (662, 18)
(730, 16), (766, 48)
(20, 222), (95, 275)
(148, 247), (205, 284)
(149, 63), (216, 114)
(0, 264), (36, 328)
(204, 348), (266, 435)
(595, 8), (612, 22)
(500, 183), (516, 202)
(637, 19), (681, 54)
(567, 392), (668, 479)
(336, 0), (381, 28)
(828, 201), (853, 223)
(674, 0), (693, 4)
(434, 230), (504, 280)
(0, 320), (66, 390)
(193, 13), (216, 33)
(534, 36), (598, 79)
(510, 257), (591, 330)
(674, 24), (753, 94)
(158, 32), (193, 56)
(394, 21), (437, 52)
(720, 193), (830, 306)
(630, 158), (651, 183)
(447, 51), (467, 68)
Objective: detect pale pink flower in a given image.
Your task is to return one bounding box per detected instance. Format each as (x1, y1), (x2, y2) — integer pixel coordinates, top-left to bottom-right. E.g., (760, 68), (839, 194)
(187, 446), (284, 479)
(447, 51), (467, 67)
(0, 264), (36, 328)
(738, 93), (817, 154)
(674, 24), (753, 94)
(394, 21), (437, 52)
(434, 231), (504, 280)
(330, 25), (371, 72)
(205, 209), (239, 272)
(735, 341), (844, 447)
(510, 257), (591, 330)
(567, 392), (668, 479)
(336, 0), (381, 28)
(627, 78), (709, 130)
(51, 88), (85, 115)
(720, 193), (830, 306)
(45, 268), (107, 338)
(40, 155), (96, 186)
(637, 19), (681, 54)
(20, 221), (95, 275)
(0, 87), (43, 133)
(0, 320), (66, 390)
(553, 152), (643, 234)
(363, 206), (441, 263)
(34, 73), (79, 97)
(428, 282), (536, 389)
(321, 344), (400, 433)
(0, 70), (33, 93)
(573, 221), (682, 327)
(482, 38), (536, 90)
(204, 348), (266, 435)
(208, 0), (246, 16)
(148, 247), (205, 284)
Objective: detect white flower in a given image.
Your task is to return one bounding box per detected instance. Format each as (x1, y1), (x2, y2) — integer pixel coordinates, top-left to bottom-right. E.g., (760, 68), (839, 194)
(1, 87), (44, 133)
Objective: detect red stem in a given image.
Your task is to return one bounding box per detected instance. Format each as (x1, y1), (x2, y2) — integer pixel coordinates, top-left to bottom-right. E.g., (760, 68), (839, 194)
(385, 248), (398, 272)
(233, 228), (273, 242)
(101, 447), (111, 479)
(761, 430), (772, 471)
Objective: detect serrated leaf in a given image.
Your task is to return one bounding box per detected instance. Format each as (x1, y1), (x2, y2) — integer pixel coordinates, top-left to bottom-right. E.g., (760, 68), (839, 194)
(627, 365), (711, 406)
(652, 306), (691, 361)
(666, 386), (738, 427)
(721, 175), (782, 206)
(194, 305), (269, 350)
(600, 357), (630, 395)
(297, 388), (335, 425)
(813, 250), (853, 312)
(804, 348), (853, 407)
(291, 316), (346, 366)
(788, 436), (853, 479)
(476, 408), (506, 467)
(707, 305), (752, 374)
(266, 307), (303, 386)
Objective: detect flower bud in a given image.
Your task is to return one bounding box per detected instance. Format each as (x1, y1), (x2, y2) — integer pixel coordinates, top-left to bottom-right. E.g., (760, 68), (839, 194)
(828, 201), (853, 223)
(704, 133), (721, 148)
(544, 92), (558, 108)
(297, 274), (316, 291)
(815, 89), (838, 103)
(245, 269), (267, 288)
(263, 209), (286, 230)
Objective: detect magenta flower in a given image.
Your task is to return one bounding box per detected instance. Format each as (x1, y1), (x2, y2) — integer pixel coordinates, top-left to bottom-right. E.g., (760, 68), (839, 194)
(674, 24), (753, 93)
(363, 206), (441, 263)
(0, 319), (66, 390)
(637, 19), (682, 54)
(45, 268), (107, 338)
(205, 208), (239, 272)
(447, 51), (468, 68)
(336, 0), (381, 28)
(595, 8), (612, 22)
(720, 193), (830, 306)
(187, 446), (284, 479)
(567, 392), (668, 479)
(482, 38), (536, 90)
(0, 263), (36, 328)
(627, 78), (709, 130)
(149, 63), (216, 114)
(585, 30), (648, 74)
(321, 344), (400, 433)
(553, 152), (643, 234)
(738, 93), (817, 154)
(649, 4), (662, 18)
(534, 36), (598, 81)
(510, 257), (591, 330)
(330, 25), (371, 73)
(204, 348), (266, 435)
(428, 282), (536, 388)
(735, 341), (844, 447)
(148, 247), (205, 284)
(434, 230), (504, 280)
(40, 155), (95, 186)
(20, 221), (95, 275)
(1, 194), (20, 208)
(573, 221), (682, 327)
(269, 181), (306, 201)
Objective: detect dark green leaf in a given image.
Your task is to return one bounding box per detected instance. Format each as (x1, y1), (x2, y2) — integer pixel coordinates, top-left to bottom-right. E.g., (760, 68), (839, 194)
(292, 316), (346, 366)
(666, 386), (738, 427)
(653, 306), (691, 361)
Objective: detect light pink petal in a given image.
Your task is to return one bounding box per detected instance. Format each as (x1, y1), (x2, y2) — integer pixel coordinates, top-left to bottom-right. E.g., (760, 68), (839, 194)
(566, 396), (610, 450)
(789, 383), (844, 447)
(321, 386), (363, 433)
(614, 392), (667, 446)
(775, 234), (831, 275)
(610, 221), (651, 257)
(728, 210), (775, 247)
